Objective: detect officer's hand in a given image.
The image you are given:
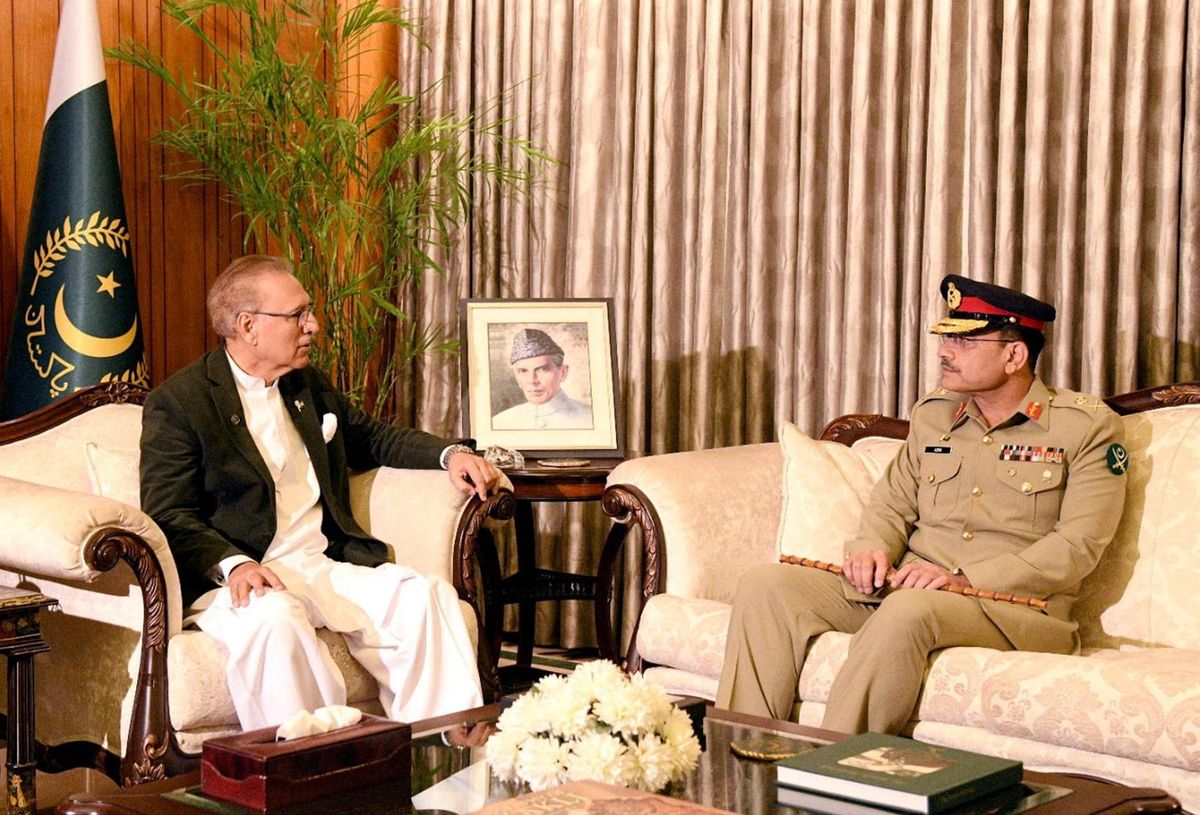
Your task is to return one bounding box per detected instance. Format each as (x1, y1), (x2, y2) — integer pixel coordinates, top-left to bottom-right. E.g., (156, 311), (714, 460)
(842, 550), (891, 595)
(228, 562), (285, 609)
(449, 452), (502, 500)
(443, 721), (497, 747)
(888, 561), (970, 591)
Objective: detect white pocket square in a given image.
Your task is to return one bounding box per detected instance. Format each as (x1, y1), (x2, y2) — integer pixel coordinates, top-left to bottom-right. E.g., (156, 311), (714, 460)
(321, 412), (338, 443)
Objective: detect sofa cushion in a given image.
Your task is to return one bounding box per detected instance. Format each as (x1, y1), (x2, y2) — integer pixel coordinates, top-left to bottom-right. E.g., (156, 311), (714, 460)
(912, 722), (1200, 814)
(1076, 405), (1200, 651)
(168, 628), (380, 731)
(641, 666), (720, 701)
(796, 631), (853, 704)
(85, 442), (141, 508)
(777, 422), (901, 563)
(636, 594), (730, 680)
(918, 646), (1200, 773)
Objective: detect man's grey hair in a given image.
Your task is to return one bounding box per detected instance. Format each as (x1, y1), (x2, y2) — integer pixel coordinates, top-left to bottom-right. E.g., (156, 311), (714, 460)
(207, 255), (294, 338)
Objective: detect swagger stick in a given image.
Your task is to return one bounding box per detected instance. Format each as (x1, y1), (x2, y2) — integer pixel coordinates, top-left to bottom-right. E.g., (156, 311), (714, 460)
(779, 555), (1048, 611)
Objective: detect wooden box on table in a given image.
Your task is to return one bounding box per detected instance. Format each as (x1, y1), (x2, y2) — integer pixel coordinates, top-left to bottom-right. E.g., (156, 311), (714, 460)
(200, 715), (411, 811)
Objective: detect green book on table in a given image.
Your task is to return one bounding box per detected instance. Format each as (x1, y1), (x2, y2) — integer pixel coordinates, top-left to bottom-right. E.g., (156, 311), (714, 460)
(774, 732), (1022, 814)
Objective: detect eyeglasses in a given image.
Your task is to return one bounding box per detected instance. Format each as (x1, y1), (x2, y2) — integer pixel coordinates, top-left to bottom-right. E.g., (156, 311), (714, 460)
(939, 336), (1012, 350)
(251, 307), (314, 328)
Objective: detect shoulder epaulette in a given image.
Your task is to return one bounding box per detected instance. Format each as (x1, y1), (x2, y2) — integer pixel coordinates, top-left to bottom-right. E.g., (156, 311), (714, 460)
(1047, 389), (1112, 418)
(915, 386), (960, 406)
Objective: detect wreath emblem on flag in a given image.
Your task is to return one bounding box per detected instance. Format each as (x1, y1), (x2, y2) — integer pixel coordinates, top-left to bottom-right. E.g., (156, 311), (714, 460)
(22, 211), (146, 397)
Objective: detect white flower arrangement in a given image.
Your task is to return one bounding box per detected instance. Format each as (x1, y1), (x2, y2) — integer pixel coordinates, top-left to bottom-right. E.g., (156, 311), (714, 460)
(486, 661), (702, 792)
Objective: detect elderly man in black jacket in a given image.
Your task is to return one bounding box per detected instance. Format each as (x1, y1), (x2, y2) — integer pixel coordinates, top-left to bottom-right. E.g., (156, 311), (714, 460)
(140, 255), (501, 730)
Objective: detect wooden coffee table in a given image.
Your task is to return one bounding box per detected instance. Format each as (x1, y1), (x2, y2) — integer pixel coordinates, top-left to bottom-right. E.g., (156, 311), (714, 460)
(55, 703), (1182, 814)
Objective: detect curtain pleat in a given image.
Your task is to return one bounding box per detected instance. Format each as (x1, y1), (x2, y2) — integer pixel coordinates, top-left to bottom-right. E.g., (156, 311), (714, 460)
(397, 0), (1200, 654)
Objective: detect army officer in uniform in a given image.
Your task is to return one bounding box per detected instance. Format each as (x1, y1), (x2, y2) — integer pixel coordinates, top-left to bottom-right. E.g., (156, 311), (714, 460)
(717, 275), (1129, 734)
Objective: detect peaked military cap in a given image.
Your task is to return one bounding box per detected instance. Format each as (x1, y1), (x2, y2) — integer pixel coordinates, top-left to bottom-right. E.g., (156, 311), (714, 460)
(930, 275), (1056, 336)
(510, 328), (565, 364)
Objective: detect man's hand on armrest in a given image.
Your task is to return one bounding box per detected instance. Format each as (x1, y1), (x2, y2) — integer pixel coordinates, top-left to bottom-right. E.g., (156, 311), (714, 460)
(228, 562), (286, 608)
(447, 452), (502, 500)
(843, 550), (892, 595)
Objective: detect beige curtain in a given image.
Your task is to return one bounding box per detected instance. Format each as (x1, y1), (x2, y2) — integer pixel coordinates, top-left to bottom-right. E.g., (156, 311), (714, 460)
(398, 0), (1200, 652)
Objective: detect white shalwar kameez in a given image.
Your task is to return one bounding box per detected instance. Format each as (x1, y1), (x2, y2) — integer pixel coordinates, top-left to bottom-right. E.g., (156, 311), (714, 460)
(191, 357), (482, 730)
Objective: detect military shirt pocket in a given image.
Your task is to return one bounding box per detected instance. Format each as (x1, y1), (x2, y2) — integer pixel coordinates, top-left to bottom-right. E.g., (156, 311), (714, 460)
(917, 455), (963, 521)
(994, 461), (1065, 533)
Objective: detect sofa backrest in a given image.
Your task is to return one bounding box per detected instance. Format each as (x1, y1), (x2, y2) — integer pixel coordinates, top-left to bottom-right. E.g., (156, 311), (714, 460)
(1075, 403), (1200, 651)
(0, 391), (144, 502)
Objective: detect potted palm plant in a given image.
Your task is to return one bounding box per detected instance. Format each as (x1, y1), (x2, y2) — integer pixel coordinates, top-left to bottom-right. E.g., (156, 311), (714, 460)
(111, 0), (545, 419)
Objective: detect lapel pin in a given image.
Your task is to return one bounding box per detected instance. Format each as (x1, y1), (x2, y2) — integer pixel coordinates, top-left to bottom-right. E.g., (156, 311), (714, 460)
(230, 414), (241, 425)
(294, 399), (304, 412)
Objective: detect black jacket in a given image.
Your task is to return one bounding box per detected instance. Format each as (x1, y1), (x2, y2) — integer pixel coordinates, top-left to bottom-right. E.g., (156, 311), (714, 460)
(140, 350), (450, 605)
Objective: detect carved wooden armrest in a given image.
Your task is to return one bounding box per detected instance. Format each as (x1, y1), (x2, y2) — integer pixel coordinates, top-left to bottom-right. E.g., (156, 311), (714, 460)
(81, 526), (194, 785)
(452, 488), (516, 700)
(600, 484), (665, 673)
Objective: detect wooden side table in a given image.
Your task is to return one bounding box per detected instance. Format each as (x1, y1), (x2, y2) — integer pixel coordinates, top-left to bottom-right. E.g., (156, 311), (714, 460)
(0, 587), (56, 815)
(476, 458), (623, 685)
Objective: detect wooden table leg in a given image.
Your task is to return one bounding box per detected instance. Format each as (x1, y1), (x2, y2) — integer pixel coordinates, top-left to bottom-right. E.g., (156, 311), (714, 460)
(7, 650), (36, 815)
(514, 501), (537, 668)
(1, 610), (50, 815)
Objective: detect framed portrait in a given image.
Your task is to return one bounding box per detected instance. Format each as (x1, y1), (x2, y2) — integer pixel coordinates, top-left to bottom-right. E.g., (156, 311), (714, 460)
(460, 298), (622, 456)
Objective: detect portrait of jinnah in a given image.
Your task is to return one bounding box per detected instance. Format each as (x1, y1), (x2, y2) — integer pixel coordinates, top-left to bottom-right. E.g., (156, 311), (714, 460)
(491, 327), (594, 430)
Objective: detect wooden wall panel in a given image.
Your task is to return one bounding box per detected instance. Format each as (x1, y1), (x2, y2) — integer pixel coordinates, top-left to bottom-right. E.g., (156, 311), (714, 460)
(0, 1), (246, 391)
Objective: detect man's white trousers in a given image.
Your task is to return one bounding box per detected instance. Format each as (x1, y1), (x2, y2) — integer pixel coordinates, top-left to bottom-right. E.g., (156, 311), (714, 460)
(193, 559), (482, 730)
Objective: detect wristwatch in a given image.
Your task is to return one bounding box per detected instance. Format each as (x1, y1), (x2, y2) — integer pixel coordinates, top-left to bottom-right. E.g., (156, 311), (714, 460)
(440, 443), (476, 469)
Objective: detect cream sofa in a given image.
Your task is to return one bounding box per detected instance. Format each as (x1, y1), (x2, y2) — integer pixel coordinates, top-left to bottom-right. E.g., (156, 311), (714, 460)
(0, 383), (514, 786)
(602, 382), (1200, 811)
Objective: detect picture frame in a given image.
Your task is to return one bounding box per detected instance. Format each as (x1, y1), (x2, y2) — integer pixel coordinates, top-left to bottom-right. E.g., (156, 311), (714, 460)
(459, 298), (622, 457)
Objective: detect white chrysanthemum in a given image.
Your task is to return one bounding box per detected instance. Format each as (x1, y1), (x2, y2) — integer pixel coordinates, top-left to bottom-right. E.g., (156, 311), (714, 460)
(532, 673), (569, 698)
(661, 706), (692, 745)
(630, 675), (674, 727)
(631, 734), (678, 791)
(484, 728), (524, 782)
(515, 737), (568, 792)
(593, 674), (672, 736)
(490, 663), (701, 793)
(496, 692), (542, 738)
(545, 683), (595, 739)
(667, 724), (700, 782)
(566, 660), (624, 700)
(564, 731), (629, 785)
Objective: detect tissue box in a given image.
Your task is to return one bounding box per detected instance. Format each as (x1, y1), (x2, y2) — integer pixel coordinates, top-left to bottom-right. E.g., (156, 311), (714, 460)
(201, 714), (411, 811)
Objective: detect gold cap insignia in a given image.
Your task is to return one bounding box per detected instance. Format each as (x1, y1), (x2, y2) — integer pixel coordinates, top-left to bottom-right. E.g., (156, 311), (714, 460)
(946, 281), (962, 310)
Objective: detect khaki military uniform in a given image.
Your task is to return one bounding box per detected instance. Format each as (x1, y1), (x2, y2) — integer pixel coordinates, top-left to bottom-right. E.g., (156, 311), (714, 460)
(717, 377), (1127, 733)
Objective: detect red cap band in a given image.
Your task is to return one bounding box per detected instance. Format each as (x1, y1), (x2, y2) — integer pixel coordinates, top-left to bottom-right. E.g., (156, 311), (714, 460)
(956, 296), (1046, 330)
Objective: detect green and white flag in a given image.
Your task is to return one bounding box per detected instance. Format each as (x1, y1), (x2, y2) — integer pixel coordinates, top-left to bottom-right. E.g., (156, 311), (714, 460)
(1, 0), (146, 419)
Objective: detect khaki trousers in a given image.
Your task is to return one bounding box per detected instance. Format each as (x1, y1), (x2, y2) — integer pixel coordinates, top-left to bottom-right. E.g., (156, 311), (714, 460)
(715, 563), (1013, 734)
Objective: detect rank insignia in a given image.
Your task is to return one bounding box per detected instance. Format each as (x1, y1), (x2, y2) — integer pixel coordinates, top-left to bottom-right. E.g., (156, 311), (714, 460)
(1000, 445), (1064, 464)
(1026, 400), (1043, 421)
(952, 401), (967, 424)
(1106, 443), (1129, 475)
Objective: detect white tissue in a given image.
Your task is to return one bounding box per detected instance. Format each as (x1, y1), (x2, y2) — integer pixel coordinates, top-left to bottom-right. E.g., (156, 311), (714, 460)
(321, 412), (338, 442)
(314, 704), (361, 730)
(275, 705), (362, 741)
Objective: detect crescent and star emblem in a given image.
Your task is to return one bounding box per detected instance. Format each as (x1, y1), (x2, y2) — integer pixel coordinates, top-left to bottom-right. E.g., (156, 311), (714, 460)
(53, 283), (138, 358)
